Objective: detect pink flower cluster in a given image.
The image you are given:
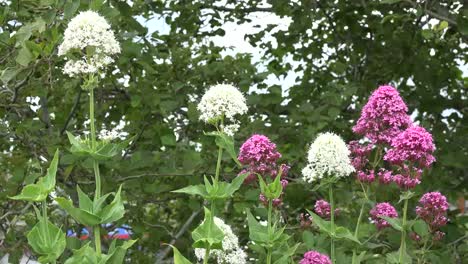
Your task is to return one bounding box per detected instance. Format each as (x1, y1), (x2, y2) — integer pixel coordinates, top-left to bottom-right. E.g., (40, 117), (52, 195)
(377, 169), (393, 185)
(238, 134), (284, 184)
(369, 202), (398, 230)
(348, 141), (373, 172)
(384, 125), (435, 168)
(314, 199), (340, 220)
(239, 134), (290, 207)
(353, 85), (411, 145)
(299, 251), (332, 264)
(416, 192), (449, 240)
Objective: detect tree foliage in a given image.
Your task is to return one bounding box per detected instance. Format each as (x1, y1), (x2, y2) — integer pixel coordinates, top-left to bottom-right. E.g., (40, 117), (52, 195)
(0, 0), (466, 263)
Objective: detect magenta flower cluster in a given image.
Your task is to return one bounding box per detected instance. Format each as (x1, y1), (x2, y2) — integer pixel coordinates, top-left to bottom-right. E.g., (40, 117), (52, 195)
(348, 140), (373, 172)
(384, 125), (435, 168)
(238, 134), (289, 207)
(299, 251), (332, 264)
(238, 134), (283, 184)
(353, 85), (411, 145)
(314, 199), (340, 220)
(416, 192), (449, 240)
(369, 202), (398, 230)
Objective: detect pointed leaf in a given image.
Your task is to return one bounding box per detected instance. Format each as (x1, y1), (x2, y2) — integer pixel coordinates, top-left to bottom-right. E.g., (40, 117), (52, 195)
(224, 173), (248, 197)
(64, 243), (98, 264)
(9, 184), (46, 202)
(192, 207), (224, 249)
(335, 226), (361, 244)
(381, 216), (402, 231)
(99, 185), (125, 223)
(172, 184), (208, 198)
(56, 197), (102, 226)
(27, 220), (66, 263)
(246, 209), (269, 244)
(167, 245), (192, 264)
(206, 132), (241, 166)
(306, 210), (332, 235)
(107, 240), (137, 264)
(77, 185), (93, 212)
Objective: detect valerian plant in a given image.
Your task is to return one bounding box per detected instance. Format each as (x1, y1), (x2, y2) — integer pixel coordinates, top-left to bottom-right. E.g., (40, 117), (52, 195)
(8, 10), (136, 263)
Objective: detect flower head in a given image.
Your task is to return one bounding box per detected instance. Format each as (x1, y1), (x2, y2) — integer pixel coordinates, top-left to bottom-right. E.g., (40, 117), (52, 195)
(314, 199), (340, 220)
(416, 192), (449, 231)
(197, 84), (247, 128)
(369, 202), (398, 230)
(195, 217), (247, 264)
(353, 85), (411, 144)
(348, 140), (373, 171)
(300, 251), (332, 264)
(384, 125), (435, 168)
(238, 134), (283, 184)
(302, 132), (354, 183)
(58, 11), (120, 77)
(377, 169), (393, 185)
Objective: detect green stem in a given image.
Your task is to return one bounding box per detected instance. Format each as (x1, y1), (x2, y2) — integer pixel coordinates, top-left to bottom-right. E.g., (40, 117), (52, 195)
(214, 146), (223, 183)
(399, 198), (409, 264)
(418, 239), (429, 264)
(351, 202), (365, 264)
(89, 86), (102, 257)
(203, 246), (211, 264)
(41, 201), (49, 241)
(329, 184), (336, 264)
(266, 199), (273, 264)
(352, 184), (369, 263)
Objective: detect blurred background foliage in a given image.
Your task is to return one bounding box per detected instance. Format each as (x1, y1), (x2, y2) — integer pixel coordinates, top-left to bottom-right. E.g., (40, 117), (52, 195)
(0, 0), (466, 263)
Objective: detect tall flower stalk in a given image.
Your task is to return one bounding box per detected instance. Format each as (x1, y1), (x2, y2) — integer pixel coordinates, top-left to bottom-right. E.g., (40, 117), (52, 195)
(54, 11), (135, 262)
(302, 132), (355, 263)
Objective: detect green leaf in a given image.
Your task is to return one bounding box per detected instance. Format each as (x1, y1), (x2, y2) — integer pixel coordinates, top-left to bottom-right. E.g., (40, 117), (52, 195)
(9, 149), (59, 202)
(27, 220), (66, 263)
(306, 210), (332, 235)
(16, 45), (33, 66)
(99, 185), (125, 223)
(381, 216), (403, 231)
(167, 244), (192, 264)
(172, 184), (208, 198)
(107, 239), (137, 264)
(192, 207), (224, 249)
(398, 191), (415, 203)
(224, 172), (248, 197)
(380, 216), (403, 231)
(9, 184), (46, 202)
(386, 249), (411, 264)
(246, 209), (269, 244)
(66, 132), (134, 160)
(205, 132), (241, 166)
(334, 226), (361, 244)
(412, 220), (429, 237)
(64, 243), (98, 264)
(1, 67), (20, 84)
(77, 185), (94, 212)
(55, 197), (102, 226)
(64, 0), (80, 19)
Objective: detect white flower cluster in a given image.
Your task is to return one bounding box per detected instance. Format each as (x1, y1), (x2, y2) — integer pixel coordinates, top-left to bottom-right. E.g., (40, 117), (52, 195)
(58, 11), (120, 77)
(302, 132), (354, 183)
(195, 217), (247, 264)
(197, 84), (247, 135)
